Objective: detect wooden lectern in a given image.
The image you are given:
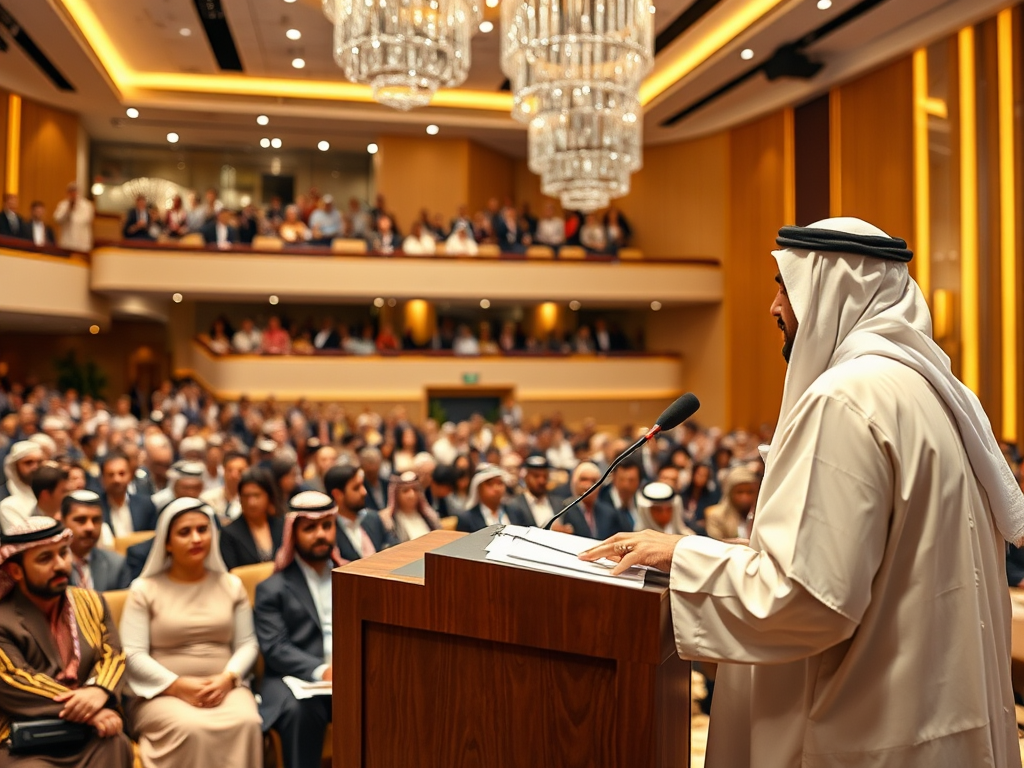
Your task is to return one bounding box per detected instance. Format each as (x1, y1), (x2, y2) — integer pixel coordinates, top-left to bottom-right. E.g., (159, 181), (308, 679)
(333, 528), (691, 768)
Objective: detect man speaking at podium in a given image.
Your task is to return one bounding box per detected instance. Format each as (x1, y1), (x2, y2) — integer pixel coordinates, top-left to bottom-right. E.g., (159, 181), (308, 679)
(582, 218), (1024, 767)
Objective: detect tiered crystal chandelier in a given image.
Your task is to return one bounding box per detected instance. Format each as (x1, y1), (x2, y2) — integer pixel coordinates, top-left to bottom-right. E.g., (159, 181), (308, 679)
(501, 0), (654, 211)
(325, 0), (481, 110)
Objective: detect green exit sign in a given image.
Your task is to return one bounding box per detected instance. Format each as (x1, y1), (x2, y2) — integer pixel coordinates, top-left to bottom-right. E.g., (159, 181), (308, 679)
(462, 372), (480, 385)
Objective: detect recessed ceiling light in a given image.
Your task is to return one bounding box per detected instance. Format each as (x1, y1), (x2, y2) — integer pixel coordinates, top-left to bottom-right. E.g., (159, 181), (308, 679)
(90, 182), (105, 196)
(426, 124), (439, 135)
(292, 57), (306, 69)
(816, 0), (832, 8)
(387, 298), (397, 307)
(286, 28), (302, 40)
(269, 295), (280, 305)
(271, 137), (282, 148)
(367, 143), (379, 154)
(479, 20), (494, 33)
(256, 114), (269, 125)
(569, 300), (581, 311)
(172, 293), (183, 303)
(179, 27), (192, 37)
(485, 0), (498, 6)
(167, 132), (179, 143)
(318, 140), (330, 151)
(480, 299), (491, 309)
(650, 300), (662, 311)
(373, 297), (384, 308)
(125, 107), (139, 118)
(284, 0), (296, 3)
(740, 48), (754, 60)
(260, 138), (271, 148)
(89, 325), (100, 335)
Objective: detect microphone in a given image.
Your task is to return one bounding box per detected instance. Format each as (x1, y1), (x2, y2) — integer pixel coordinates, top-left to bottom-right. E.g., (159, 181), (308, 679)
(543, 392), (701, 530)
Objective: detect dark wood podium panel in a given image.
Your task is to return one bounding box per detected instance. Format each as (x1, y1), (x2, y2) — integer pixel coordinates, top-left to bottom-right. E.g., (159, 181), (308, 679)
(334, 528), (691, 768)
(363, 623), (617, 768)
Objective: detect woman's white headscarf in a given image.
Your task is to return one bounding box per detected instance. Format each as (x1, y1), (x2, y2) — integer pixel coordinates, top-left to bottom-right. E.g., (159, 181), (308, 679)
(139, 497), (227, 578)
(772, 216), (1024, 544)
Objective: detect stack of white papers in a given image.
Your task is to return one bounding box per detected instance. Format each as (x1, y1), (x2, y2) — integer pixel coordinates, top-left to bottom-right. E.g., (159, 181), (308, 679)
(282, 677), (332, 700)
(484, 525), (647, 589)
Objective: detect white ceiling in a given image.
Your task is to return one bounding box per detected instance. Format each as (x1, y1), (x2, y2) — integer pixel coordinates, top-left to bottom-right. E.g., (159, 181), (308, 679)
(0, 0), (1015, 158)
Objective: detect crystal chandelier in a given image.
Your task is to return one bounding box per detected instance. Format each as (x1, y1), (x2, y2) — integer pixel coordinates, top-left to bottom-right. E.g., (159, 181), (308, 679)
(501, 0), (654, 211)
(326, 0), (481, 110)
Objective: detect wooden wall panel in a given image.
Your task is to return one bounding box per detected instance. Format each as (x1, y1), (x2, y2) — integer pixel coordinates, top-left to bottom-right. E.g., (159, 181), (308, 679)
(18, 99), (78, 225)
(375, 136), (470, 232)
(616, 133), (730, 260)
(466, 141), (514, 215)
(833, 57), (915, 244)
(726, 110), (792, 431)
(0, 90), (8, 197)
(512, 159), (549, 217)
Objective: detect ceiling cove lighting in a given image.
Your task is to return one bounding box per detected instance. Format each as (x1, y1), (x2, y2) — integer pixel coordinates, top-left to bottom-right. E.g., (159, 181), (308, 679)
(256, 114), (269, 125)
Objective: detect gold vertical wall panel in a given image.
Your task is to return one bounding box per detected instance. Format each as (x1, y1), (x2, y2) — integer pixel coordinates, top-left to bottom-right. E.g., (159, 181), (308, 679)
(5, 94), (21, 196)
(912, 49), (932, 300)
(829, 89), (842, 217)
(374, 136), (470, 233)
(997, 9), (1018, 441)
(17, 99), (78, 226)
(958, 26), (980, 394)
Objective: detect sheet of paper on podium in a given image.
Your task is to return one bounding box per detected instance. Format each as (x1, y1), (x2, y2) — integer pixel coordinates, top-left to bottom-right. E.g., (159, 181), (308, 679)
(282, 676), (333, 700)
(485, 524), (648, 589)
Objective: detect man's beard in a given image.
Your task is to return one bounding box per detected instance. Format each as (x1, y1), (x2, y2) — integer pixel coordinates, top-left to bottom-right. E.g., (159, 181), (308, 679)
(779, 318), (796, 363)
(26, 571), (70, 599)
(296, 539), (332, 563)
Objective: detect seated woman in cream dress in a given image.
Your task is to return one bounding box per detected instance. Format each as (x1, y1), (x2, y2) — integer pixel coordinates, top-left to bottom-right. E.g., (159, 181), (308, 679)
(120, 497), (262, 768)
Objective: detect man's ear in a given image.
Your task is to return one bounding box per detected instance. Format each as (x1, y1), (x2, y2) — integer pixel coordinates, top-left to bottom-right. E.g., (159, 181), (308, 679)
(2, 561), (24, 584)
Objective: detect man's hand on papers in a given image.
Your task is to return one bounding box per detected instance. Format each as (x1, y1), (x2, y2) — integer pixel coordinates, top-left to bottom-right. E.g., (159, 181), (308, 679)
(578, 530), (683, 576)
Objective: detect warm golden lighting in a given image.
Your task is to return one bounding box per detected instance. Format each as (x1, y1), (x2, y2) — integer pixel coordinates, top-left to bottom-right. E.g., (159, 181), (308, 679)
(997, 8), (1017, 440)
(783, 108), (795, 224)
(640, 0), (786, 107)
(958, 26), (979, 394)
(403, 299), (434, 346)
(829, 90), (841, 217)
(5, 95), (21, 196)
(535, 302), (559, 335)
(912, 48), (931, 301)
(932, 289), (954, 341)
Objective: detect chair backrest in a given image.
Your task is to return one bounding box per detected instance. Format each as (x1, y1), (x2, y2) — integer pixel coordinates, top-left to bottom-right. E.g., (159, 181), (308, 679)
(525, 245), (555, 260)
(476, 243), (501, 258)
(231, 561), (276, 606)
(558, 245), (586, 260)
(330, 238), (368, 254)
(112, 530), (156, 557)
(617, 247), (643, 260)
(434, 242), (447, 256)
(179, 232), (206, 247)
(252, 235), (284, 251)
(439, 516), (459, 531)
(102, 589), (130, 629)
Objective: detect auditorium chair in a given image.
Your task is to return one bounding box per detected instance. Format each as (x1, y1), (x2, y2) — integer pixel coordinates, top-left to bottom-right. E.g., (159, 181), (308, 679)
(251, 235), (284, 251)
(101, 589), (130, 629)
(525, 245), (555, 260)
(330, 238), (368, 254)
(178, 232), (206, 247)
(558, 245), (586, 260)
(618, 247), (643, 260)
(440, 516), (459, 531)
(476, 243), (501, 258)
(435, 242), (447, 255)
(112, 530), (156, 557)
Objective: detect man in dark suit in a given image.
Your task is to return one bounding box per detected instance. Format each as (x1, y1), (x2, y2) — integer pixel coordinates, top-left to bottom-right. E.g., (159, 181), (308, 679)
(597, 460), (642, 532)
(200, 208), (241, 248)
(98, 451), (158, 537)
(25, 201), (55, 247)
(553, 461), (627, 540)
(0, 193), (26, 239)
(122, 195), (155, 240)
(62, 490), (132, 591)
(254, 491), (340, 768)
(504, 455), (556, 527)
(312, 318), (341, 351)
(359, 448), (388, 512)
(324, 464), (387, 560)
(424, 464), (457, 518)
(457, 465), (532, 533)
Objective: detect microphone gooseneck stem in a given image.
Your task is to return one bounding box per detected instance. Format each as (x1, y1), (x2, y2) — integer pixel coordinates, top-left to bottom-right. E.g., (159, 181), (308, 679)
(543, 432), (650, 530)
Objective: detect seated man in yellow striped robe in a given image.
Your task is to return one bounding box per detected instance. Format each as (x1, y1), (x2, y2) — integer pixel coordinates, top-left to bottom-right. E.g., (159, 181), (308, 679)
(0, 517), (133, 767)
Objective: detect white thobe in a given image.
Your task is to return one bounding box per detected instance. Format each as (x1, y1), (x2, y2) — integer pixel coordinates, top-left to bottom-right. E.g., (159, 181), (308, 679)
(669, 356), (1019, 767)
(53, 198), (94, 252)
